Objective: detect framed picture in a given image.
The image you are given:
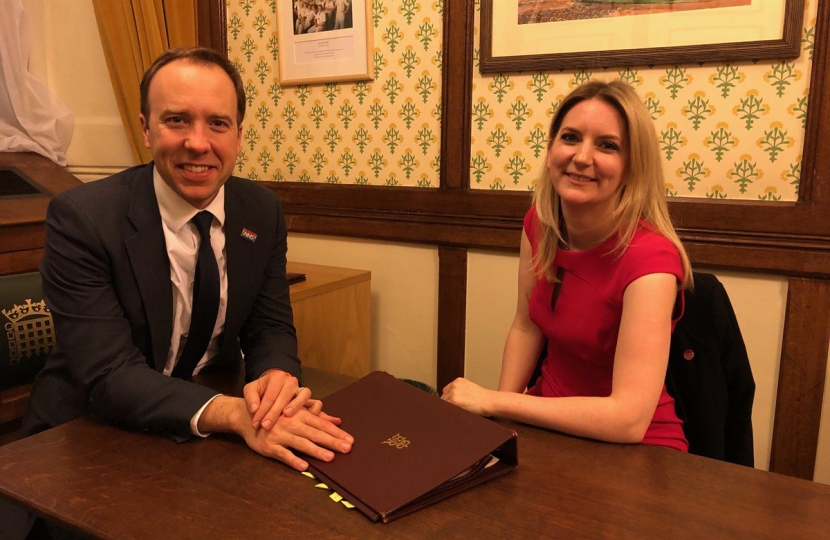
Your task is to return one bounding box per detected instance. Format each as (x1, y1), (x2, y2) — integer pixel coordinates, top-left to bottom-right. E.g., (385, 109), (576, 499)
(276, 0), (373, 85)
(480, 0), (804, 73)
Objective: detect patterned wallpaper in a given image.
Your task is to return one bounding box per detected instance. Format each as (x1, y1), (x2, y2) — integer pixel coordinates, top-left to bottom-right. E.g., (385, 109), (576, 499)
(228, 0), (818, 200)
(471, 0), (819, 200)
(227, 0), (444, 187)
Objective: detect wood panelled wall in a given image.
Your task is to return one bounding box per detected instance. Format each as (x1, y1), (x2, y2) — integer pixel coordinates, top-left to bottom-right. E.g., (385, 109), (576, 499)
(202, 0), (830, 480)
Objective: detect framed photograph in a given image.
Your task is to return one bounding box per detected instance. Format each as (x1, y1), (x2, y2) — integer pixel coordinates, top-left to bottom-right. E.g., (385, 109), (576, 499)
(480, 0), (804, 73)
(276, 0), (373, 86)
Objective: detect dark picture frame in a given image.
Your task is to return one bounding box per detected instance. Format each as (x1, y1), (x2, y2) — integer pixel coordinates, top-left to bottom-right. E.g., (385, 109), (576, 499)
(480, 0), (805, 73)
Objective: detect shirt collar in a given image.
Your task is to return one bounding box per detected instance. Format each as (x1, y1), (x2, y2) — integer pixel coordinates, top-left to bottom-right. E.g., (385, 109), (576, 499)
(153, 166), (225, 232)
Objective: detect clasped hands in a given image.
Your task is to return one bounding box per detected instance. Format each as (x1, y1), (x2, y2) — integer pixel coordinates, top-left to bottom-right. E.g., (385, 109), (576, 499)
(240, 370), (353, 471)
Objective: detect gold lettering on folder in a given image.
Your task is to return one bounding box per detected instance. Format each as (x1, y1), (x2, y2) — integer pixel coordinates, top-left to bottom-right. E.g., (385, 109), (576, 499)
(382, 433), (410, 449)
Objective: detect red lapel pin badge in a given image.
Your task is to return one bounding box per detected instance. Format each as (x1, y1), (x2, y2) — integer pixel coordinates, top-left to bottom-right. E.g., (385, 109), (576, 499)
(240, 228), (258, 243)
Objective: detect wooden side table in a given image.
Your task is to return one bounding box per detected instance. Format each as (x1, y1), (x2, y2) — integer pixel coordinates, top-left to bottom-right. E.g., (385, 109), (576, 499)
(287, 261), (371, 377)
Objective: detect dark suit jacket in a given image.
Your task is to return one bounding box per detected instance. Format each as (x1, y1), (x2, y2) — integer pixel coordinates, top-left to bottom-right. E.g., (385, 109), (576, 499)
(24, 163), (300, 440)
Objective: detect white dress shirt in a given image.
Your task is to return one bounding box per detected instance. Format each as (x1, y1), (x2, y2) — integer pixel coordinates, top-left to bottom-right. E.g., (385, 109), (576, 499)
(153, 169), (228, 434)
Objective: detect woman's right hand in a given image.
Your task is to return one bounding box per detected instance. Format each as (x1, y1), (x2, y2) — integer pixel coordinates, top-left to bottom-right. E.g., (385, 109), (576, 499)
(441, 377), (496, 416)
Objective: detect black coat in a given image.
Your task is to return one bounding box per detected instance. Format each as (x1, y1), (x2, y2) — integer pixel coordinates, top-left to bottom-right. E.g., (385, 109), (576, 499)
(667, 272), (756, 467)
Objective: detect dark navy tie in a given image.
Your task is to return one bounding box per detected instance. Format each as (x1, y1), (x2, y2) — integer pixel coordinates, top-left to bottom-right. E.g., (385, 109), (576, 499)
(172, 211), (219, 380)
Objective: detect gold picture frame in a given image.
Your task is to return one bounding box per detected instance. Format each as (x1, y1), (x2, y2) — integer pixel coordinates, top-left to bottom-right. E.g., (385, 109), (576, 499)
(276, 0), (374, 86)
(480, 0), (804, 73)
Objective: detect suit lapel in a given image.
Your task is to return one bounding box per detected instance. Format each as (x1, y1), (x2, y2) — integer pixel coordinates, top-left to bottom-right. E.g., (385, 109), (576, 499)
(223, 180), (262, 344)
(124, 164), (173, 372)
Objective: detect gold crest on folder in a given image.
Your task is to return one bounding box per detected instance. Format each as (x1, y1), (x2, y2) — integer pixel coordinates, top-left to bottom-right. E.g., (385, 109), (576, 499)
(382, 433), (411, 450)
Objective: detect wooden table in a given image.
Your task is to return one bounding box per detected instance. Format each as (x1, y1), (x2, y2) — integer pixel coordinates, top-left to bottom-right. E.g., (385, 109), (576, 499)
(287, 262), (371, 378)
(0, 369), (828, 539)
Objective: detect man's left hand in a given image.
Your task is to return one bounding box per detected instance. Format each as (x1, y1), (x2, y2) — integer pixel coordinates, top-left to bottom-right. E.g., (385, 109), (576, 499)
(244, 370), (306, 430)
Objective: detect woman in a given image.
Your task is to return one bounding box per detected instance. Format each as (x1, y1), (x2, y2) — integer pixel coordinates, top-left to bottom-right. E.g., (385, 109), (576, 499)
(442, 80), (693, 451)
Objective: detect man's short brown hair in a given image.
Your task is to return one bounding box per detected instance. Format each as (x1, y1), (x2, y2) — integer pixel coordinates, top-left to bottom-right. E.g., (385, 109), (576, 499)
(140, 47), (246, 123)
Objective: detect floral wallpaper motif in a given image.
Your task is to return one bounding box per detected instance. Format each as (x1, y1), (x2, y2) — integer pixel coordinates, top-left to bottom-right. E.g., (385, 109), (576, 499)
(229, 0), (819, 200)
(470, 0), (818, 200)
(227, 0), (444, 187)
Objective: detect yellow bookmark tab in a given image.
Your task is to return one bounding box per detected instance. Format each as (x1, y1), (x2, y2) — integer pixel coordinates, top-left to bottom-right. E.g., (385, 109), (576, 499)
(301, 471), (315, 479)
(341, 500), (355, 509)
(329, 492), (343, 503)
(315, 483), (330, 490)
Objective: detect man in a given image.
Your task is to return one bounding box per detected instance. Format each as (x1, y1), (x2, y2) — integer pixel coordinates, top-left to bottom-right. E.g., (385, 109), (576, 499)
(324, 0), (336, 31)
(333, 0), (350, 30)
(301, 3), (316, 33)
(307, 5), (327, 33)
(8, 47), (352, 538)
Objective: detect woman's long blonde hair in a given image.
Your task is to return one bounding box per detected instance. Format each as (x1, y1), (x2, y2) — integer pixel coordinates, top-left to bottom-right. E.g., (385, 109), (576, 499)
(531, 80), (693, 289)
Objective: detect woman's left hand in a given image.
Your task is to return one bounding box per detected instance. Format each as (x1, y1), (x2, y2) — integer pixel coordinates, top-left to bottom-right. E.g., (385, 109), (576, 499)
(441, 377), (494, 416)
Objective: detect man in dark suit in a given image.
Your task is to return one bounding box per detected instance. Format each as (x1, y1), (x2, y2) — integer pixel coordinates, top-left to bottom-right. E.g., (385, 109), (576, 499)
(25, 46), (353, 461)
(6, 45), (353, 540)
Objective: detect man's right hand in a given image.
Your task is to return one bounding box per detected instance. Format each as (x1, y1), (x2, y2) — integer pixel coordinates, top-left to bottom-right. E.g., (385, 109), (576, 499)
(242, 407), (353, 470)
(199, 395), (353, 471)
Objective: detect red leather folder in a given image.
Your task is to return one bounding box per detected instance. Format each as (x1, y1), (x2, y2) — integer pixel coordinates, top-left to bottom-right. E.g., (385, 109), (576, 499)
(305, 371), (518, 523)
